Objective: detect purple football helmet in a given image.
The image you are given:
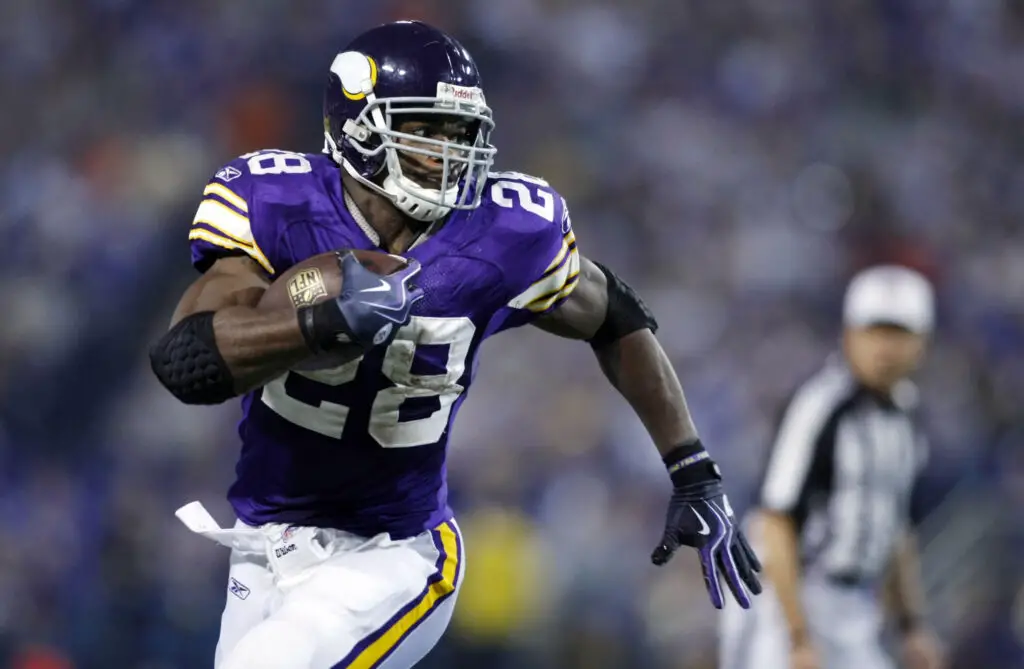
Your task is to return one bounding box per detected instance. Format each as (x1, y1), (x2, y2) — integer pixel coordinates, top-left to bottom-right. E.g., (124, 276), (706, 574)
(323, 21), (497, 222)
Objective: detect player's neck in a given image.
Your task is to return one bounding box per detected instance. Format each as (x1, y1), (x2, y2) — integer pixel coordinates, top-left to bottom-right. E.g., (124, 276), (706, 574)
(342, 173), (428, 255)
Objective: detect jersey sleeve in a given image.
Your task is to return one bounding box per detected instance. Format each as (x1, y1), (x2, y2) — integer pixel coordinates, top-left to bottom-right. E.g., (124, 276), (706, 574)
(487, 184), (581, 334)
(758, 375), (850, 514)
(188, 157), (277, 275)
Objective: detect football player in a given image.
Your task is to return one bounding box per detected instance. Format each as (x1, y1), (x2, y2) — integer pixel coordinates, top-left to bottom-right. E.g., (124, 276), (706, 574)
(150, 20), (762, 669)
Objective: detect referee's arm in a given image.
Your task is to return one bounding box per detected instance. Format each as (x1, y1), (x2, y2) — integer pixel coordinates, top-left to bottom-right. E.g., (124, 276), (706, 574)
(756, 383), (835, 649)
(885, 531), (928, 633)
(884, 432), (931, 634)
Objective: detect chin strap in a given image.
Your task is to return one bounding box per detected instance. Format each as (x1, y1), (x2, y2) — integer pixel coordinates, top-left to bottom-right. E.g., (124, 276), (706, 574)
(380, 171), (455, 222)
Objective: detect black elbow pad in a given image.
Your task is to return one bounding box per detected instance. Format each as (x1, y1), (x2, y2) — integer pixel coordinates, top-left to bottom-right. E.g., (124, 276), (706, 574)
(587, 262), (659, 350)
(149, 311), (236, 405)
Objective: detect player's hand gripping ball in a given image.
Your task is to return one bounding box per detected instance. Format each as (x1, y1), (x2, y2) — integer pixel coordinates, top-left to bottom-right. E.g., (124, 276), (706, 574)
(258, 249), (414, 371)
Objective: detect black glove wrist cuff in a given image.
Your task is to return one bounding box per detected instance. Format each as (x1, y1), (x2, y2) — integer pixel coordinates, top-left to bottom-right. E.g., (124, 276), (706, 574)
(297, 301), (354, 354)
(663, 439), (722, 488)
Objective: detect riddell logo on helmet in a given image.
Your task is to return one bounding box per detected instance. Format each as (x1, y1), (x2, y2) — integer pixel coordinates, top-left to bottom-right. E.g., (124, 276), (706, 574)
(436, 82), (484, 106)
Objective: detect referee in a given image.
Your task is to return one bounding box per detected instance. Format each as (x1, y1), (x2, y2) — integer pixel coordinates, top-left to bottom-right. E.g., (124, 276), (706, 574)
(719, 266), (946, 669)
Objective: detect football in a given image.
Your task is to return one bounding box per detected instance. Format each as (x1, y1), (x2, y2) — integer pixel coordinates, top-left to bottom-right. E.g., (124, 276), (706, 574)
(258, 249), (410, 371)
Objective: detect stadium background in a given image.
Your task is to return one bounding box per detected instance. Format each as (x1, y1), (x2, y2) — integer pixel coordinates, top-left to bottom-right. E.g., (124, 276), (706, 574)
(1, 0), (1022, 667)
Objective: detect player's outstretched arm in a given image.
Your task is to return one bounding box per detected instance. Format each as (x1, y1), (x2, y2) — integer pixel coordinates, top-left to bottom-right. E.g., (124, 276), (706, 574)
(152, 256), (313, 403)
(535, 256), (762, 609)
(534, 256), (696, 452)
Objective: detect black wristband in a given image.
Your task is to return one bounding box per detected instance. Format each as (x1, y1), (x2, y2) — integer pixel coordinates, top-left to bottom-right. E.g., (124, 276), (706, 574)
(297, 300), (354, 354)
(663, 439), (721, 488)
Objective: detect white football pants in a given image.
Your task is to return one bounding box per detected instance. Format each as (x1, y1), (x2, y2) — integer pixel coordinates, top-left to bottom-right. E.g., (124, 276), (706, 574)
(175, 502), (464, 669)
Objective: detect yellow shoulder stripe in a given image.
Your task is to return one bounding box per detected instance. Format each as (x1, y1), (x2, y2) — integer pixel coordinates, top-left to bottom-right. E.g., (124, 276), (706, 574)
(188, 228), (275, 274)
(524, 270), (580, 312)
(507, 239), (580, 311)
(203, 183), (248, 212)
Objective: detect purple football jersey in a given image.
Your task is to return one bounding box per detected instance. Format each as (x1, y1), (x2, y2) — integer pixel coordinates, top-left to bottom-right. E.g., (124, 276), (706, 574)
(188, 150), (580, 538)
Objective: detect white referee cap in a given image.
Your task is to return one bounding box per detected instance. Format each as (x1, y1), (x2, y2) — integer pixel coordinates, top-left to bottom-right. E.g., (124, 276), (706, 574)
(843, 265), (935, 335)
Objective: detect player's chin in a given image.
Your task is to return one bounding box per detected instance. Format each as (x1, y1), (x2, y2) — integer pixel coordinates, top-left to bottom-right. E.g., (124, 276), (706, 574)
(398, 159), (459, 191)
(401, 166), (443, 189)
(415, 176), (445, 190)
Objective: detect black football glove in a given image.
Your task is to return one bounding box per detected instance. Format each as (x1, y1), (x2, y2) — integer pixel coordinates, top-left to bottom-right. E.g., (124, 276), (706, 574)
(299, 251), (424, 352)
(651, 440), (763, 609)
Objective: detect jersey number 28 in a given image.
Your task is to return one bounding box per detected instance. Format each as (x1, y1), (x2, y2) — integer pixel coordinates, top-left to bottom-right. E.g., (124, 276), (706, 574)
(260, 316), (475, 448)
(489, 171), (555, 222)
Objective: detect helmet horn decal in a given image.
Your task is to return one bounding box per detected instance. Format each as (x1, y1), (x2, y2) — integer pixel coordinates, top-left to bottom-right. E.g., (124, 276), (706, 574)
(330, 52), (379, 101)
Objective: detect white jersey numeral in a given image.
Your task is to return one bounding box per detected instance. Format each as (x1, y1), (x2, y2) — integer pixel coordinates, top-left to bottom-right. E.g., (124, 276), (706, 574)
(259, 316), (476, 448)
(242, 150), (312, 176)
(260, 359), (360, 438)
(369, 317), (474, 448)
(490, 175), (555, 222)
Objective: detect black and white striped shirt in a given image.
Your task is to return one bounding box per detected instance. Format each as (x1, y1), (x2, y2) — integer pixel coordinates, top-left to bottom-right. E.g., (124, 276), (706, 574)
(757, 359), (927, 583)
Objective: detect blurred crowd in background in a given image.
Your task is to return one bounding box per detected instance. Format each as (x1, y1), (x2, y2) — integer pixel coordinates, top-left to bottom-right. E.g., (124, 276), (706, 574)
(1, 0), (1022, 668)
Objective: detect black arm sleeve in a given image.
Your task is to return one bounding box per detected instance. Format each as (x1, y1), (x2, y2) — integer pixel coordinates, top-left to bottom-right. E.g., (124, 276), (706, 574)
(586, 261), (659, 350)
(149, 311), (236, 405)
